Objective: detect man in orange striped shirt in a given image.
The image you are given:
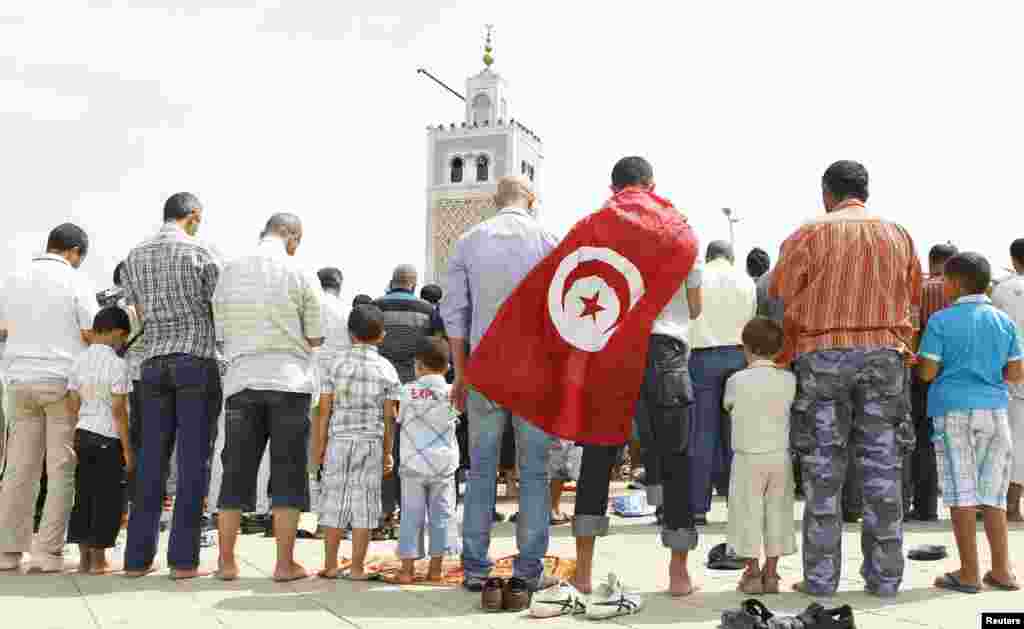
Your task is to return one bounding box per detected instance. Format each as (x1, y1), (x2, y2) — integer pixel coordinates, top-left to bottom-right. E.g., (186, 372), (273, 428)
(770, 160), (922, 598)
(907, 243), (958, 522)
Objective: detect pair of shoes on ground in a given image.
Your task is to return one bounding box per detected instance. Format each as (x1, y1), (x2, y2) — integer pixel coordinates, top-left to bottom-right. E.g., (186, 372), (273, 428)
(480, 576), (533, 612)
(722, 598), (854, 629)
(530, 574), (643, 621)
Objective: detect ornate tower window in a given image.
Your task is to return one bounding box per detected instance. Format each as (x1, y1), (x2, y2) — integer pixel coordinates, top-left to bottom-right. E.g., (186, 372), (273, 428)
(476, 154), (489, 182)
(528, 165), (535, 182)
(521, 160), (527, 175)
(450, 157), (464, 183)
(472, 93), (491, 125)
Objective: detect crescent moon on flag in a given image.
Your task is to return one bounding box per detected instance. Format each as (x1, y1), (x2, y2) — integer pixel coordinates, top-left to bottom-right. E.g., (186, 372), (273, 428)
(547, 246), (646, 353)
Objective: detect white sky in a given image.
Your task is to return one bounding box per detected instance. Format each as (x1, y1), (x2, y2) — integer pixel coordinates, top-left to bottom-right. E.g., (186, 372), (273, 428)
(2, 0), (1023, 302)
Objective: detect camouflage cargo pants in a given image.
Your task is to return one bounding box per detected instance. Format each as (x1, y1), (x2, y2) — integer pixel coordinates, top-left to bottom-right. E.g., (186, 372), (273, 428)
(791, 348), (915, 596)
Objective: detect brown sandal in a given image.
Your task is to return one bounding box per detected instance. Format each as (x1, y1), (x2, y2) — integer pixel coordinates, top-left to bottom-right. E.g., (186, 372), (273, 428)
(762, 574), (781, 594)
(737, 572), (764, 594)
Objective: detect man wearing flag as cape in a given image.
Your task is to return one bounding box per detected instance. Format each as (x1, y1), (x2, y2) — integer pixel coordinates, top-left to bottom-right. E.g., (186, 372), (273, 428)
(466, 157), (703, 597)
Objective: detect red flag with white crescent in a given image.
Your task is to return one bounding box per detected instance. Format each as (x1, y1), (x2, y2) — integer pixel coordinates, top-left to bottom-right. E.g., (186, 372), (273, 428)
(465, 188), (699, 445)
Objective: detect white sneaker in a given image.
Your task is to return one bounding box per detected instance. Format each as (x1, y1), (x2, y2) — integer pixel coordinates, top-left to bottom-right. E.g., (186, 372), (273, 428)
(585, 573), (643, 620)
(529, 581), (586, 618)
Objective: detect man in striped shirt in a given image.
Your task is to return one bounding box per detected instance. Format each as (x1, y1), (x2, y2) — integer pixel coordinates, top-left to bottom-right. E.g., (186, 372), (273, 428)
(907, 242), (958, 522)
(212, 213), (323, 582)
(771, 160), (922, 598)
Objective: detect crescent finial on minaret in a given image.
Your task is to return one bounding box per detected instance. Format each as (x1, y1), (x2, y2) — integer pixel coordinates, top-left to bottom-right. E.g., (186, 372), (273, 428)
(483, 24), (494, 68)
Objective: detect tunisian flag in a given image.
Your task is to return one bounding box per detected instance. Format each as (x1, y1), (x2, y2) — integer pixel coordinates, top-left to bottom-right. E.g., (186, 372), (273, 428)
(465, 188), (699, 445)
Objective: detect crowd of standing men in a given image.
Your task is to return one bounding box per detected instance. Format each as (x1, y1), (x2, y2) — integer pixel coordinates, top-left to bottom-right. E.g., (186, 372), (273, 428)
(0, 158), (1021, 602)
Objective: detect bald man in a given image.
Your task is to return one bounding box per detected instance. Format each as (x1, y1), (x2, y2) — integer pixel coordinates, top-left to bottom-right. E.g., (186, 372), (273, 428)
(212, 213), (323, 582)
(441, 175), (560, 592)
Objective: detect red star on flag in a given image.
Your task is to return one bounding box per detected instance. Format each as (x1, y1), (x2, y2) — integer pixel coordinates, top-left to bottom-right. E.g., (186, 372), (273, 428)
(579, 291), (605, 322)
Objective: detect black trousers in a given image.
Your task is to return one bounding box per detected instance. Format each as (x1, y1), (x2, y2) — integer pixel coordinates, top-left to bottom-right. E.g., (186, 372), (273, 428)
(68, 430), (127, 549)
(910, 375), (938, 517)
(576, 335), (695, 535)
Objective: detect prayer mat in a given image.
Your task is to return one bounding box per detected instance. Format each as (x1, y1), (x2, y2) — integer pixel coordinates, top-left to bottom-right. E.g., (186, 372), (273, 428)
(336, 555), (577, 587)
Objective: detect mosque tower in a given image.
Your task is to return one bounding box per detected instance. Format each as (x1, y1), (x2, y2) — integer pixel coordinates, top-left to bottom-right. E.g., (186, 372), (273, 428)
(424, 27), (544, 286)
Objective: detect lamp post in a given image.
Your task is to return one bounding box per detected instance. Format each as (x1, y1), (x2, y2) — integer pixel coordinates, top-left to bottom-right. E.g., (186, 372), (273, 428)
(722, 207), (740, 246)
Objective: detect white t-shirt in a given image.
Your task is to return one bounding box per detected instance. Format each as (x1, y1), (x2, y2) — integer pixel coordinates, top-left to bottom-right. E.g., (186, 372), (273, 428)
(651, 260), (704, 344)
(723, 360), (797, 453)
(69, 344), (131, 440)
(689, 258), (757, 349)
(0, 254), (97, 384)
(992, 274), (1024, 399)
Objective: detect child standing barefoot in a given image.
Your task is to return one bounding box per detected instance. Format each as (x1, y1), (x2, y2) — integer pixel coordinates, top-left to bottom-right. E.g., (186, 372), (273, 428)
(394, 338), (459, 584)
(314, 306), (400, 580)
(66, 307), (135, 575)
(723, 318), (797, 594)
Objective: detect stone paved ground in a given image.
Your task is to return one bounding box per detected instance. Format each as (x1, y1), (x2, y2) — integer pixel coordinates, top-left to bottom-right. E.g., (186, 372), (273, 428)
(1, 486), (1022, 629)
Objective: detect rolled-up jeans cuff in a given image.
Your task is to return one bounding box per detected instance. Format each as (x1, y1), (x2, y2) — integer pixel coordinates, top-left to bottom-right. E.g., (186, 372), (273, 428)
(661, 527), (698, 552)
(572, 514), (610, 538)
(646, 484), (663, 506)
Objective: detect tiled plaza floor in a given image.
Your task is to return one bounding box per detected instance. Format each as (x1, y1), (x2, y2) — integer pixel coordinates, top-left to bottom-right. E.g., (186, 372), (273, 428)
(1, 486), (1021, 629)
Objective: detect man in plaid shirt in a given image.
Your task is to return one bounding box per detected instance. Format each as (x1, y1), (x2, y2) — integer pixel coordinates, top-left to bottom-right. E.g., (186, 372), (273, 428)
(122, 192), (223, 580)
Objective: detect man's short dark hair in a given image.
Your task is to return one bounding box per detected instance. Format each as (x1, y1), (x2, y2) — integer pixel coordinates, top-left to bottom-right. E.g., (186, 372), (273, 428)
(944, 252), (992, 295)
(420, 284), (443, 304)
(93, 306), (131, 334)
(1010, 238), (1024, 265)
(163, 192), (201, 222)
(416, 336), (450, 372)
(318, 267), (343, 292)
(46, 223), (89, 257)
(706, 240), (734, 263)
(348, 304), (385, 341)
(928, 243), (959, 267)
(611, 156), (654, 189)
(746, 248), (770, 278)
(741, 317), (785, 357)
(352, 294), (374, 308)
(822, 160), (869, 202)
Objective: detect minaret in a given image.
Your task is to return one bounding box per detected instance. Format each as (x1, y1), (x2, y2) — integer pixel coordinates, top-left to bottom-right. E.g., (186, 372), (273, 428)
(424, 26), (544, 286)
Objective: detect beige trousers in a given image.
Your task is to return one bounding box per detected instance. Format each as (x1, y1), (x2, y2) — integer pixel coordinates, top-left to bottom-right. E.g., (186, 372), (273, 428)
(727, 449), (797, 559)
(0, 382), (76, 555)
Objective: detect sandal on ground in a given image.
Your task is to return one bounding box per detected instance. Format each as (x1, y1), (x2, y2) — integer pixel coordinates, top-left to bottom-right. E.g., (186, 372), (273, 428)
(934, 572), (981, 594)
(983, 572), (1021, 591)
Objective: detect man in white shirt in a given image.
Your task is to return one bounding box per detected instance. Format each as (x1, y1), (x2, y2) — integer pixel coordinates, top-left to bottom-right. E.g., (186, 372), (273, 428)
(0, 224), (97, 573)
(992, 237), (1024, 522)
(212, 213), (323, 582)
(687, 240), (756, 524)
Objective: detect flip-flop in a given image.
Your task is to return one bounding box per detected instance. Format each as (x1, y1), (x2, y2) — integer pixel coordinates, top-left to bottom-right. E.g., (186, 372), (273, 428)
(341, 571), (381, 582)
(983, 573), (1021, 591)
(550, 514), (571, 525)
(935, 572), (981, 594)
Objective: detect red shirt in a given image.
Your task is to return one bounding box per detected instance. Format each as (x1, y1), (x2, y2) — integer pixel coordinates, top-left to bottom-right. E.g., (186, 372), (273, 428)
(770, 200), (923, 358)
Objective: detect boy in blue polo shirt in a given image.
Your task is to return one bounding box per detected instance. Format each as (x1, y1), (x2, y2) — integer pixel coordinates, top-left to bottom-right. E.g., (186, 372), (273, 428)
(918, 252), (1023, 594)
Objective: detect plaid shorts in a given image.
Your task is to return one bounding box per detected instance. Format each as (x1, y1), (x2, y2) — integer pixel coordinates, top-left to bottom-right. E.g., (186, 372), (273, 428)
(933, 409), (1014, 509)
(318, 436), (383, 529)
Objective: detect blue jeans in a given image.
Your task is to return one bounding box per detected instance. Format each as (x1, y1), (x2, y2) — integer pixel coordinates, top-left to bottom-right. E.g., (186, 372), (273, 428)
(398, 473), (455, 559)
(125, 354), (222, 571)
(463, 389), (553, 584)
(687, 346), (746, 515)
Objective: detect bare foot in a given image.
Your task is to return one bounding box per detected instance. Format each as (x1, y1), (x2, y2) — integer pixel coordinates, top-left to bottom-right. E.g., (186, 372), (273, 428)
(123, 563), (160, 578)
(90, 563), (117, 575)
(216, 560), (239, 581)
(273, 561), (310, 583)
(426, 571), (443, 583)
(318, 568), (339, 579)
(669, 573), (698, 597)
(571, 578), (593, 595)
(169, 567), (212, 580)
(1008, 512), (1024, 523)
(395, 572), (417, 585)
(77, 560), (93, 574)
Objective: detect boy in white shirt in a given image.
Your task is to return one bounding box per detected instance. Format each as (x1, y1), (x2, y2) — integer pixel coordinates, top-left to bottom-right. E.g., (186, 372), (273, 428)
(723, 317), (797, 595)
(66, 307), (135, 575)
(395, 337), (459, 584)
